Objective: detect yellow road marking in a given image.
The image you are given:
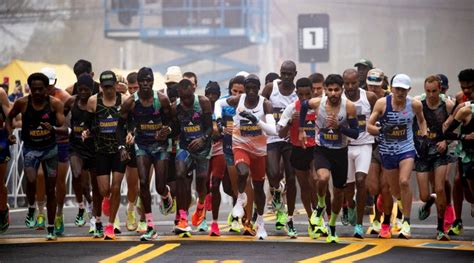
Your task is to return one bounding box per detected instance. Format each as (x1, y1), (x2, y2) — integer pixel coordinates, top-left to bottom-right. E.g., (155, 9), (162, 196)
(99, 244), (154, 263)
(196, 260), (217, 263)
(332, 244), (393, 262)
(298, 243), (366, 263)
(127, 243), (180, 263)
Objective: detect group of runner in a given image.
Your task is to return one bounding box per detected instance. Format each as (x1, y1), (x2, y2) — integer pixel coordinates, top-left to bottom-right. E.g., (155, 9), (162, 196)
(0, 58), (472, 243)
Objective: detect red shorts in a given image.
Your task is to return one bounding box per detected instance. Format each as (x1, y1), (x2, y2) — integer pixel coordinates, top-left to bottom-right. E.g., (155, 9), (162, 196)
(233, 148), (266, 181)
(209, 154), (226, 179)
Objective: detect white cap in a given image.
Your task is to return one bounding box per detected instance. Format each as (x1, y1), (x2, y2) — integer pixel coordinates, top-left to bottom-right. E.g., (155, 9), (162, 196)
(41, 67), (56, 86)
(165, 66), (182, 84)
(392, 74), (411, 89)
(235, 71), (249, 78)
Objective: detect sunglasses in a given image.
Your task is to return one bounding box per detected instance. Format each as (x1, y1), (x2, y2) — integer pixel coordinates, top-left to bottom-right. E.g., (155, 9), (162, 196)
(367, 76), (382, 82)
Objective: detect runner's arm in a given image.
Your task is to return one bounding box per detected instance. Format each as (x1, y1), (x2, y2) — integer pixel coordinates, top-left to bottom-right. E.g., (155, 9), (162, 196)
(259, 99), (277, 136)
(367, 98), (384, 136)
(277, 103), (295, 138)
(413, 99), (427, 137)
(339, 100), (359, 139)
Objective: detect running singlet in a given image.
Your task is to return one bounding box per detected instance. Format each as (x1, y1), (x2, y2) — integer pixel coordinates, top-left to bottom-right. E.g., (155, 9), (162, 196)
(132, 92), (167, 150)
(316, 96), (348, 149)
(288, 100), (316, 147)
(176, 94), (209, 151)
(414, 98), (449, 155)
(94, 92), (121, 154)
(378, 95), (415, 155)
(70, 98), (94, 156)
(456, 103), (474, 164)
(21, 95), (56, 148)
(232, 94), (267, 156)
(346, 88), (374, 145)
(220, 95), (236, 156)
(267, 79), (297, 144)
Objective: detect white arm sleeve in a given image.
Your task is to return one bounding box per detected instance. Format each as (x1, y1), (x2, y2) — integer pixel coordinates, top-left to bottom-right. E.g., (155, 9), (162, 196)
(277, 103), (295, 127)
(258, 114), (277, 136)
(214, 98), (230, 119)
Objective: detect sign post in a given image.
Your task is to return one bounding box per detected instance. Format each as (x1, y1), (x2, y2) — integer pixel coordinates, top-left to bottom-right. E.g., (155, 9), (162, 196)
(298, 14), (330, 73)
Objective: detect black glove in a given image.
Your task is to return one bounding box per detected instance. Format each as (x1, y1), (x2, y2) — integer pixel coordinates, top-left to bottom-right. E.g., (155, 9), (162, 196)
(376, 121), (394, 134)
(216, 118), (224, 134)
(239, 111), (258, 125)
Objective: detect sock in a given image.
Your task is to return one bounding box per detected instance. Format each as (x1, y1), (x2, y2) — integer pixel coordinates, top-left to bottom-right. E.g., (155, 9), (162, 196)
(396, 206), (403, 219)
(426, 196), (435, 208)
(316, 206), (324, 217)
(145, 213), (154, 227)
(128, 202), (135, 212)
(453, 218), (462, 226)
(28, 207), (35, 215)
(437, 217), (444, 231)
(404, 217), (410, 225)
(37, 201), (45, 215)
(78, 208), (85, 216)
(343, 206), (348, 214)
(147, 225), (154, 231)
(78, 202), (85, 209)
(329, 212), (337, 226)
(317, 194), (326, 208)
(383, 214), (391, 225)
(179, 209), (187, 220)
(329, 225), (336, 236)
(47, 225), (54, 233)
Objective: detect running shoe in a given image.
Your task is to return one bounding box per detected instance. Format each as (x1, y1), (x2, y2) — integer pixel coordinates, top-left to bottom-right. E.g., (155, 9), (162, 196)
(94, 222), (104, 238)
(275, 210), (287, 230)
(54, 214), (64, 235)
(398, 221), (411, 239)
(35, 213), (45, 230)
(210, 221), (220, 237)
(326, 233), (339, 243)
(140, 227), (158, 241)
(114, 216), (121, 234)
(104, 224), (115, 240)
(232, 193), (247, 219)
(308, 224), (320, 239)
(205, 193), (212, 211)
(391, 218), (403, 234)
(169, 199), (177, 215)
(126, 210), (138, 231)
(0, 206), (9, 233)
(348, 206), (356, 226)
(159, 194), (174, 216)
(313, 211), (327, 235)
(102, 197), (110, 217)
(418, 202), (431, 220)
(136, 197), (143, 217)
(243, 221), (256, 236)
(75, 208), (86, 227)
(227, 212), (233, 226)
(192, 203), (206, 227)
(378, 223), (391, 239)
(46, 226), (57, 241)
(448, 221), (463, 236)
(175, 216), (191, 233)
(25, 208), (35, 228)
(341, 208), (349, 226)
(286, 219), (297, 239)
(369, 220), (381, 235)
(89, 217), (96, 234)
(436, 230), (450, 241)
(137, 221), (147, 234)
(271, 190), (283, 212)
(444, 204), (455, 231)
(310, 209), (318, 226)
(198, 219), (208, 232)
(256, 219), (267, 240)
(230, 218), (241, 233)
(354, 224), (364, 239)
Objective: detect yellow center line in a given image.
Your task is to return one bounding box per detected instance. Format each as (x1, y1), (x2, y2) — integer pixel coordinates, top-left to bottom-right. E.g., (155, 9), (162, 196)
(127, 243), (180, 263)
(196, 260), (217, 263)
(332, 244), (393, 263)
(297, 243), (366, 263)
(99, 244), (154, 263)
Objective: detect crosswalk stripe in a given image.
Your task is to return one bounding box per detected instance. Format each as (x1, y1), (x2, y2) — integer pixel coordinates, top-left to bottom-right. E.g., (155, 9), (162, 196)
(332, 244), (393, 262)
(297, 243), (366, 263)
(127, 243), (180, 263)
(99, 244), (154, 263)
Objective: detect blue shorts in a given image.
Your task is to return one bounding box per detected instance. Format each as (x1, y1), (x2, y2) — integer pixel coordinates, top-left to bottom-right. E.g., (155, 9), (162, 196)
(380, 150), (416, 170)
(135, 143), (168, 161)
(176, 149), (209, 178)
(57, 142), (70, 162)
(23, 144), (58, 177)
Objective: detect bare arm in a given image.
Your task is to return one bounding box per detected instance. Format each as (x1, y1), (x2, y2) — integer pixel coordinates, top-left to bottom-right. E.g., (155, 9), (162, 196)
(366, 90), (378, 110)
(412, 99), (427, 137)
(261, 82), (273, 99)
(367, 97), (385, 136)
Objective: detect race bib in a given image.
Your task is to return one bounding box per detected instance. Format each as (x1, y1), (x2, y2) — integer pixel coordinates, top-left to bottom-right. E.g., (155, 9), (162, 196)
(240, 119), (262, 137)
(319, 128), (342, 148)
(183, 122), (203, 139)
(357, 115), (367, 132)
(302, 120), (316, 137)
(384, 124), (407, 141)
(99, 118), (118, 134)
(273, 107), (284, 123)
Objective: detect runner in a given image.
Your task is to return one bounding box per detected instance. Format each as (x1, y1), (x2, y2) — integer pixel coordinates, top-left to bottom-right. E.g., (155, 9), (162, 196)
(354, 59), (374, 91)
(67, 59), (100, 96)
(82, 70), (128, 240)
(6, 72), (65, 240)
(215, 74), (277, 240)
(118, 67), (173, 241)
(0, 87), (11, 233)
(367, 73), (428, 239)
(341, 69), (377, 238)
(308, 73), (325, 98)
(277, 77), (317, 238)
(414, 75), (454, 241)
(299, 74), (359, 243)
(261, 61), (298, 232)
(172, 79), (213, 238)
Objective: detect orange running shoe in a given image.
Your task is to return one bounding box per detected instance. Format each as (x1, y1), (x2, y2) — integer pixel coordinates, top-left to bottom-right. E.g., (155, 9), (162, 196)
(192, 203), (205, 227)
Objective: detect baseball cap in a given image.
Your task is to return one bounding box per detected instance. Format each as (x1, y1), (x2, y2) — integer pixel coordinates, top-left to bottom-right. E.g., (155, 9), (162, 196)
(437, 74), (449, 89)
(100, 70), (117, 87)
(41, 67), (57, 85)
(76, 74), (94, 89)
(391, 74), (412, 89)
(354, 59), (374, 69)
(236, 71), (250, 78)
(366, 68), (384, 86)
(164, 66), (182, 84)
(205, 81), (221, 96)
(137, 67), (154, 81)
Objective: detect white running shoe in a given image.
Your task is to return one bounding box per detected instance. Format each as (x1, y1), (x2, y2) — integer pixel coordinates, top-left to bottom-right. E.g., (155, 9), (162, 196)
(232, 193), (247, 219)
(256, 216), (267, 240)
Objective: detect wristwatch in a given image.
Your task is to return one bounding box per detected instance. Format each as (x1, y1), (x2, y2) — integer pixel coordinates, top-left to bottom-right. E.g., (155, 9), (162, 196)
(118, 145), (126, 150)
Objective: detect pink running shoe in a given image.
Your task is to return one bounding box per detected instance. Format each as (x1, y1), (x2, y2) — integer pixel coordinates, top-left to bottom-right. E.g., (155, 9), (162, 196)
(210, 221), (220, 236)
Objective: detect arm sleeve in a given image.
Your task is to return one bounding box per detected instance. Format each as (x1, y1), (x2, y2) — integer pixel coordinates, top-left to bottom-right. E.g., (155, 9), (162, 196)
(214, 98), (230, 119)
(443, 119), (461, 140)
(258, 114), (277, 136)
(278, 103), (295, 127)
(299, 100), (309, 128)
(339, 118), (359, 139)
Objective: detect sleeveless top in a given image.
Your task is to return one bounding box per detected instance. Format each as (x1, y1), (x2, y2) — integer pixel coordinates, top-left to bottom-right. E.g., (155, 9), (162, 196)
(378, 95), (415, 155)
(268, 79), (297, 144)
(415, 98), (449, 143)
(345, 88), (374, 145)
(176, 94), (211, 152)
(232, 94), (267, 156)
(316, 96), (348, 149)
(94, 93), (121, 154)
(70, 97), (94, 156)
(289, 100), (317, 147)
(21, 95), (56, 149)
(132, 92), (167, 150)
(456, 103), (474, 163)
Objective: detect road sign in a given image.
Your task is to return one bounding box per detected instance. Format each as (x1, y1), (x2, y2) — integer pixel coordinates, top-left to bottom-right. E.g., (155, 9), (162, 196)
(298, 14), (329, 63)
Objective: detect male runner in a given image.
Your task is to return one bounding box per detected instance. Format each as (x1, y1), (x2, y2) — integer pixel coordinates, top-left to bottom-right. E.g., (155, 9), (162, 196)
(0, 88), (11, 233)
(6, 72), (65, 240)
(309, 73), (325, 98)
(67, 59), (100, 96)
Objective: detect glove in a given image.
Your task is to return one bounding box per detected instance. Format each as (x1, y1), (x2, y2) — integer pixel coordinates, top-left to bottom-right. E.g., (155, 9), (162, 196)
(216, 118), (224, 134)
(376, 121), (394, 135)
(239, 111), (258, 125)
